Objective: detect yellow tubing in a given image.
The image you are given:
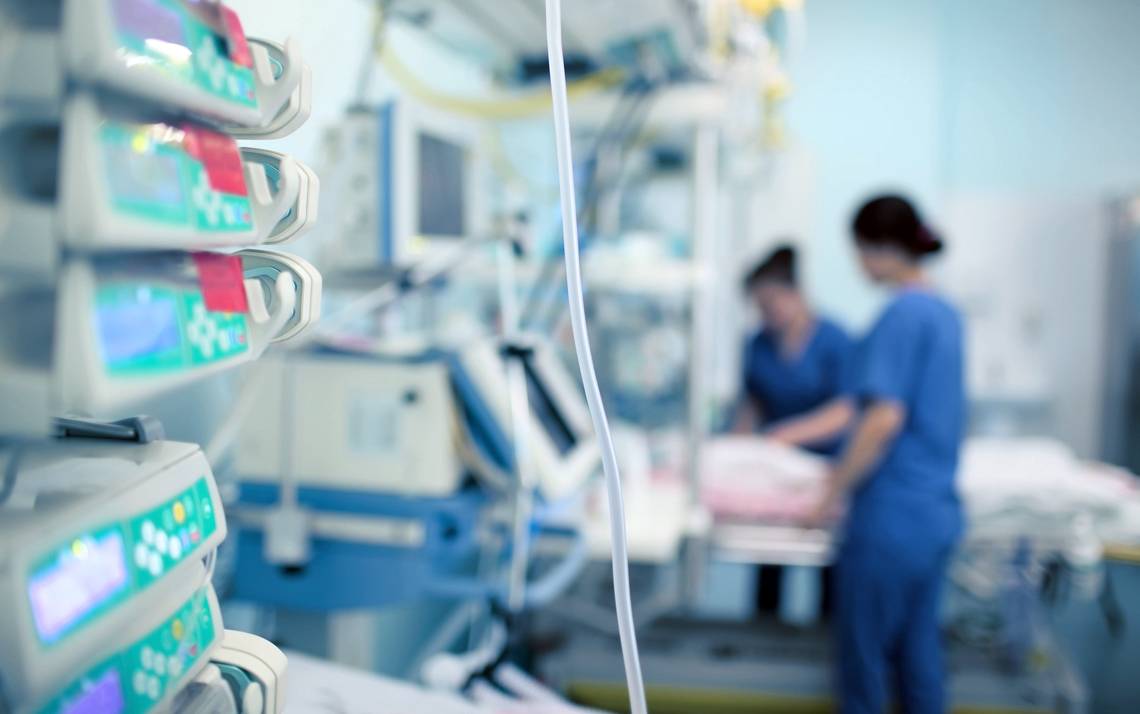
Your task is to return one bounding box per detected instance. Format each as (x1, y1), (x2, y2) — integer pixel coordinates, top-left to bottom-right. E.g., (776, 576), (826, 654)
(379, 46), (623, 120)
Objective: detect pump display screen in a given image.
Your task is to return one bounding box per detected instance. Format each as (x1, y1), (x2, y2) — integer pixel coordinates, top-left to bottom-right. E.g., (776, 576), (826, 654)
(27, 530), (129, 644)
(523, 358), (578, 456)
(60, 669), (125, 714)
(418, 132), (467, 238)
(96, 287), (183, 369)
(105, 139), (187, 215)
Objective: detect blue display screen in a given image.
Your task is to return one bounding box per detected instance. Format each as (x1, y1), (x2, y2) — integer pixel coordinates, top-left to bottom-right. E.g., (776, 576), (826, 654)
(96, 288), (181, 366)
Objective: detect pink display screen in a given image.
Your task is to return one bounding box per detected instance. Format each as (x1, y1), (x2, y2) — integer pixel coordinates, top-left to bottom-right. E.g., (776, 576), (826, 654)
(62, 670), (125, 714)
(28, 531), (129, 643)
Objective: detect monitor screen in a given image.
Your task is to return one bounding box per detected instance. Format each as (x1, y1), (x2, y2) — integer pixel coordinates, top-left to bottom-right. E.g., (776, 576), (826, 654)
(28, 530), (129, 644)
(417, 132), (466, 239)
(523, 356), (577, 456)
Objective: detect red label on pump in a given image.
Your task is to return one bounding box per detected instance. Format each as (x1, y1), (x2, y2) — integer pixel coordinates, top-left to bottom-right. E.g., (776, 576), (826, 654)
(182, 125), (247, 196)
(192, 252), (249, 314)
(220, 6), (253, 68)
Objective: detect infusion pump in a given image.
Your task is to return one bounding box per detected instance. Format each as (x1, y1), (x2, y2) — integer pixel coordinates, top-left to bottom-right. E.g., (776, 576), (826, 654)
(0, 439), (227, 712)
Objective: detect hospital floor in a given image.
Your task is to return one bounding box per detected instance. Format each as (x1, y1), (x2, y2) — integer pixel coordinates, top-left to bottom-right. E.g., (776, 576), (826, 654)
(532, 615), (1079, 714)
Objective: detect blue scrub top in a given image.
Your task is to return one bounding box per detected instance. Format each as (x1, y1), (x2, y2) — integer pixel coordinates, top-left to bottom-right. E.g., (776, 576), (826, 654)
(849, 288), (966, 545)
(742, 317), (854, 455)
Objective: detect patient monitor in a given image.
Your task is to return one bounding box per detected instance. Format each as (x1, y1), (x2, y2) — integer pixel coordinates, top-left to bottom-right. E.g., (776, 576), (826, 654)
(325, 99), (486, 270)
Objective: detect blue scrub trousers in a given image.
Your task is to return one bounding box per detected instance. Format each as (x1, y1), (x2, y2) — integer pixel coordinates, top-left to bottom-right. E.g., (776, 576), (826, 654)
(835, 499), (957, 714)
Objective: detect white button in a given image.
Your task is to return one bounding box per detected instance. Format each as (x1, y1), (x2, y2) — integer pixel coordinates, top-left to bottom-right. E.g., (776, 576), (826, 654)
(169, 656), (183, 678)
(155, 530), (169, 556)
(148, 552), (163, 577)
(133, 671), (147, 694)
(147, 676), (160, 700)
(140, 646), (153, 670)
(153, 653), (166, 676)
(134, 544), (149, 568)
(141, 521), (156, 545)
(169, 537), (183, 560)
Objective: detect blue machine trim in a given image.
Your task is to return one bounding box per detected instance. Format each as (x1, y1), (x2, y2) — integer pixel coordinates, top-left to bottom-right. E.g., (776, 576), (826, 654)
(231, 482), (586, 611)
(378, 102), (395, 264)
(231, 483), (491, 610)
(445, 353), (516, 473)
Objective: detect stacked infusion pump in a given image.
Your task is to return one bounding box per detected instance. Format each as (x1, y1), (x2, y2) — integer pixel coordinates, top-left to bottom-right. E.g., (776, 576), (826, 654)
(0, 1), (321, 712)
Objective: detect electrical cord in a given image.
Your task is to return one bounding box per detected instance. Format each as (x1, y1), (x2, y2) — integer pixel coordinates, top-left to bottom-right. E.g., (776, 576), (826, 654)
(518, 80), (655, 332)
(531, 85), (657, 336)
(0, 446), (22, 506)
(543, 2), (648, 712)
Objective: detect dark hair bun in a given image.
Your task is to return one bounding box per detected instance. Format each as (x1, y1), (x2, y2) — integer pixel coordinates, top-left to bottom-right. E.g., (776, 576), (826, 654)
(744, 243), (798, 290)
(915, 225), (944, 255)
(852, 194), (944, 258)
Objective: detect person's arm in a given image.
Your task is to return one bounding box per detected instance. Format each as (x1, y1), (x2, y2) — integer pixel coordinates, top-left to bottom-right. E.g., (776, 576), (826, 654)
(808, 400), (906, 523)
(731, 397), (762, 434)
(765, 397), (855, 448)
(733, 337), (762, 434)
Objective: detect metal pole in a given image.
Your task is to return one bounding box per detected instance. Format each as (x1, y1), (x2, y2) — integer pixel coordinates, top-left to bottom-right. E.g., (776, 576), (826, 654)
(682, 123), (720, 608)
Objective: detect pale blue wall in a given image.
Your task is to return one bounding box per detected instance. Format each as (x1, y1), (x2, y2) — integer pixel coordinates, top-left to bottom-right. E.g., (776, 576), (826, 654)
(787, 0), (946, 326)
(943, 0), (1140, 194)
(785, 0), (1140, 327)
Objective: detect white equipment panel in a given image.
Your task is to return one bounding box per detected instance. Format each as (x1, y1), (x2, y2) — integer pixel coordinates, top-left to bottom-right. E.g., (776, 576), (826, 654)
(237, 355), (464, 496)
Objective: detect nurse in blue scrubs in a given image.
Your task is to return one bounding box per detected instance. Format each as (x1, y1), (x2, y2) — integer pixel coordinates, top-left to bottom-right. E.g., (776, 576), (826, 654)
(735, 244), (856, 622)
(735, 244), (855, 454)
(811, 195), (965, 714)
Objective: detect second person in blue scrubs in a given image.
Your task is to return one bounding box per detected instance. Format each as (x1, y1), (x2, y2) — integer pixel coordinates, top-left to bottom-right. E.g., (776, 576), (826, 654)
(735, 244), (855, 454)
(735, 244), (856, 621)
(811, 195), (965, 714)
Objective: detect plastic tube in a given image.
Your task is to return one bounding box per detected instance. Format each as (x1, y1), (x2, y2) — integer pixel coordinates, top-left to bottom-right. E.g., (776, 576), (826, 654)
(543, 2), (648, 712)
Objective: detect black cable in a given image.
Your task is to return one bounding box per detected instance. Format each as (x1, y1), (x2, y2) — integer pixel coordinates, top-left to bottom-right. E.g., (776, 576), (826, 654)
(0, 446), (23, 506)
(516, 82), (647, 329)
(532, 82), (659, 332)
(518, 79), (656, 331)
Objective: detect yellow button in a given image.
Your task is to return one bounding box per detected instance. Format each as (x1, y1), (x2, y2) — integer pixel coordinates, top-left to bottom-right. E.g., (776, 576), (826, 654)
(172, 619), (184, 641)
(172, 502), (186, 525)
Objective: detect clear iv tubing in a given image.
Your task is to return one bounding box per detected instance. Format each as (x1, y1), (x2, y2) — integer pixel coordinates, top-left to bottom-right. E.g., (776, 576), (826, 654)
(543, 1), (648, 712)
